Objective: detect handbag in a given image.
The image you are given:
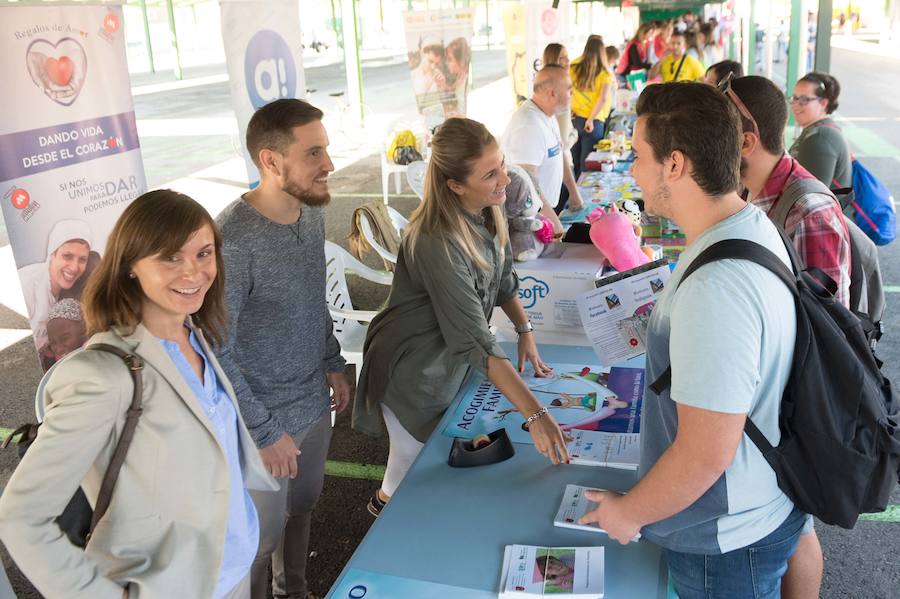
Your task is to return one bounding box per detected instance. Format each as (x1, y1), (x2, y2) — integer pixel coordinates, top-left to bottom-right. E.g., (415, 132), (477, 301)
(1, 344), (144, 548)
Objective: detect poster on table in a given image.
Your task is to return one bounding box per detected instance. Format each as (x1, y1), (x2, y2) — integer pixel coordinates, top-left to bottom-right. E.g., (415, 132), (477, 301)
(0, 2), (146, 372)
(401, 8), (474, 124)
(443, 363), (644, 443)
(219, 0), (307, 187)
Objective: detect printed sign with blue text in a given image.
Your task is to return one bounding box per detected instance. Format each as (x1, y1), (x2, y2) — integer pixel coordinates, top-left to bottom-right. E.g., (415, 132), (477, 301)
(220, 0), (306, 187)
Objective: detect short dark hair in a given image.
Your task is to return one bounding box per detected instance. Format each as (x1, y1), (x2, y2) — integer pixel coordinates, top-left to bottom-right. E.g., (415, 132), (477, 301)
(706, 60), (744, 84)
(670, 30), (686, 40)
(729, 76), (788, 154)
(635, 82), (741, 197)
(245, 99), (324, 168)
(799, 71), (840, 114)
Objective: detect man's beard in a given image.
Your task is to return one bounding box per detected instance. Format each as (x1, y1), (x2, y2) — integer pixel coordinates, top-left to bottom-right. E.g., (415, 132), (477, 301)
(645, 173), (673, 219)
(283, 178), (330, 207)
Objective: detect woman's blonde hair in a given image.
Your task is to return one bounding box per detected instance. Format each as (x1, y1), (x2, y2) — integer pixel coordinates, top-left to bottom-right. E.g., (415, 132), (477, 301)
(405, 117), (508, 271)
(572, 35), (610, 92)
(82, 189), (226, 344)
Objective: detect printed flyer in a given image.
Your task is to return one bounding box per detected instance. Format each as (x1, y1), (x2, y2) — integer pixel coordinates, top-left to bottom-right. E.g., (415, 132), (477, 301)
(0, 3), (147, 371)
(443, 364), (644, 443)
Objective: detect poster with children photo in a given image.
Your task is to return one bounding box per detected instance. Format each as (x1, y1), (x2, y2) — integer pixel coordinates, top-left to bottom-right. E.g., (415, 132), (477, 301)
(16, 219), (99, 371)
(402, 9), (474, 121)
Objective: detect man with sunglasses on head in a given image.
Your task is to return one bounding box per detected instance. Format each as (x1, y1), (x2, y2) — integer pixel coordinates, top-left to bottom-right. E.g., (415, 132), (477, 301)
(728, 75), (850, 310)
(579, 81), (806, 598)
(648, 31), (704, 82)
(725, 75), (851, 599)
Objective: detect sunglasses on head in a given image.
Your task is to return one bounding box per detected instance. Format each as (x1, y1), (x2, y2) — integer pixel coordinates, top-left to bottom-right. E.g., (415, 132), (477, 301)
(717, 72), (760, 138)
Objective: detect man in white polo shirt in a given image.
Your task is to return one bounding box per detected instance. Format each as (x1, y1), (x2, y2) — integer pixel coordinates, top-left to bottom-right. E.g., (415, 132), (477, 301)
(503, 65), (584, 227)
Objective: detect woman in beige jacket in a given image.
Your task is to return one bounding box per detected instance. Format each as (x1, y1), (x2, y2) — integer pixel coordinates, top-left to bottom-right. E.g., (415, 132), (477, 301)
(0, 190), (277, 599)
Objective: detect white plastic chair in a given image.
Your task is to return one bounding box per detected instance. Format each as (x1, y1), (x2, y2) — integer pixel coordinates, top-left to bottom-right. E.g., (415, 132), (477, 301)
(406, 160), (427, 201)
(324, 241), (393, 384)
(358, 206), (409, 265)
(380, 118), (426, 204)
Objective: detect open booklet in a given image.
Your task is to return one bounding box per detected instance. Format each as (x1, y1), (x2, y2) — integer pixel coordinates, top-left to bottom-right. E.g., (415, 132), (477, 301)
(575, 259), (671, 365)
(553, 484), (641, 542)
(500, 544), (604, 598)
(565, 430), (640, 470)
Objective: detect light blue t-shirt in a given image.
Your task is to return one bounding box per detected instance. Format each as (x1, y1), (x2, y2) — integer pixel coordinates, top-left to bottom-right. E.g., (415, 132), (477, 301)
(160, 330), (259, 598)
(640, 204), (797, 554)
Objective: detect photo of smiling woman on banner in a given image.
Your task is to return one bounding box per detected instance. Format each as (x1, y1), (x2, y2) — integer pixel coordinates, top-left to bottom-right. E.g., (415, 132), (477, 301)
(16, 218), (98, 369)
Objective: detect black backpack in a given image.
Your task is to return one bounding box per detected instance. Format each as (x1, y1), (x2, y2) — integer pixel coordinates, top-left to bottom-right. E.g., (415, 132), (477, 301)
(649, 229), (900, 529)
(770, 177), (885, 347)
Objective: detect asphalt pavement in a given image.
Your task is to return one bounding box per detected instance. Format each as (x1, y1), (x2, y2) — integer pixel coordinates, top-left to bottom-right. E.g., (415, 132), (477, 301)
(0, 43), (898, 598)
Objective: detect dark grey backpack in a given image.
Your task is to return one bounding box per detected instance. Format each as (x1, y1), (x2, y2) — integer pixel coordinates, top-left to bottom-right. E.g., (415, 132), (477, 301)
(771, 177), (885, 345)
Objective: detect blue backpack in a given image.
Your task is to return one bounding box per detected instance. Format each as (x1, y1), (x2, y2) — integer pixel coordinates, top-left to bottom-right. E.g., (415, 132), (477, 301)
(815, 120), (896, 245)
(849, 159), (896, 246)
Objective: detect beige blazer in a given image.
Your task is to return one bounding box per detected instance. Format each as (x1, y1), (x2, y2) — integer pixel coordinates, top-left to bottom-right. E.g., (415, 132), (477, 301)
(0, 323), (278, 599)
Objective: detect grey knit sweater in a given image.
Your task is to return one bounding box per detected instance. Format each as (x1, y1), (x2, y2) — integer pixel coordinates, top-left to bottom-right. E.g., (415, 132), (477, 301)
(215, 198), (345, 448)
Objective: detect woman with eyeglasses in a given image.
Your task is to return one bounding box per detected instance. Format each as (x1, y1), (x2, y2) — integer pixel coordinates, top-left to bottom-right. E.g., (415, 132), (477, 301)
(788, 72), (852, 190)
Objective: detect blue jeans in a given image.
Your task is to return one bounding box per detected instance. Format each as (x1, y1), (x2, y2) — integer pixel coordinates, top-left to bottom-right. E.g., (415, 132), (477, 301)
(571, 115), (605, 178)
(664, 508), (807, 599)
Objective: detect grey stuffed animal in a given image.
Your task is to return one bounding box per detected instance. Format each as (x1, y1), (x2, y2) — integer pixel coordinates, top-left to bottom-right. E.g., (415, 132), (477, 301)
(505, 164), (547, 261)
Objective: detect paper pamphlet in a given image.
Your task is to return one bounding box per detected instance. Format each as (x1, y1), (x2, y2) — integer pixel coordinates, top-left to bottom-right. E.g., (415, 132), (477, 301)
(565, 430), (640, 469)
(553, 484), (641, 542)
(442, 364), (644, 443)
(500, 544), (604, 598)
(575, 260), (671, 365)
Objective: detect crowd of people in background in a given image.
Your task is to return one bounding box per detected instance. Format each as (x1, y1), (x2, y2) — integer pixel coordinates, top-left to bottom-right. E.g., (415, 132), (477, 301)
(0, 8), (875, 599)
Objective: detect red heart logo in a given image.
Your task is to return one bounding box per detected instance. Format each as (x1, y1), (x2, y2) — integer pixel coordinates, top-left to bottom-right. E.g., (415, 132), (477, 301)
(46, 56), (74, 86)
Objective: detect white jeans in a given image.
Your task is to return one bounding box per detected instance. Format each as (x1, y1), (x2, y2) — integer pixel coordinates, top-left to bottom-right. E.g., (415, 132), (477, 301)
(381, 404), (425, 497)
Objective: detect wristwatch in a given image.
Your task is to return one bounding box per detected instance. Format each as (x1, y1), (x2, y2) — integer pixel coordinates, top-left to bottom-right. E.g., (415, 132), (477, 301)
(514, 320), (534, 335)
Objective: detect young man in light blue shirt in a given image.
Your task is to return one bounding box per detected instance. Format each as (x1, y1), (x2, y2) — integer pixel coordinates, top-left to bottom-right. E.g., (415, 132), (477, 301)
(580, 82), (807, 598)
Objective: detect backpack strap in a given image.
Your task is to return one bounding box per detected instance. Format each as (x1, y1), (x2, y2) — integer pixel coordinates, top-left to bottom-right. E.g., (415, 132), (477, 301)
(769, 176), (833, 229)
(84, 344), (144, 539)
(673, 54), (687, 81)
(647, 235), (805, 455)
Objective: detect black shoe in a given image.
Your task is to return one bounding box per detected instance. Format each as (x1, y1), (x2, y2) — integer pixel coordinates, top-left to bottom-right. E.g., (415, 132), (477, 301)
(367, 491), (386, 517)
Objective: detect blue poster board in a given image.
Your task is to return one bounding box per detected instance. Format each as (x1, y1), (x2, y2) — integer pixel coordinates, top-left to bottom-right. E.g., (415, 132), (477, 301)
(442, 363), (644, 443)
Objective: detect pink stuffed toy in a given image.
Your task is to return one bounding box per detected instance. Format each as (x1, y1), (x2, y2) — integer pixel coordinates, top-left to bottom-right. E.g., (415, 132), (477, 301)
(588, 204), (652, 272)
(534, 217), (555, 245)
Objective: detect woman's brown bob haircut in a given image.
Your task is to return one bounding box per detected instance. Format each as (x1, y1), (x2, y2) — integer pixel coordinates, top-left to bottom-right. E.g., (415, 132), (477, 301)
(81, 189), (226, 344)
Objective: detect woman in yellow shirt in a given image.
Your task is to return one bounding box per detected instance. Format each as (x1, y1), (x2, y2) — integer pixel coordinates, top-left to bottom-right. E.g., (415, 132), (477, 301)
(569, 35), (614, 177)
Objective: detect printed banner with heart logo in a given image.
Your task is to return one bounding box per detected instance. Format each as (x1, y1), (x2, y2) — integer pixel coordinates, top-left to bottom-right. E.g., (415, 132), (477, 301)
(1, 4), (146, 372)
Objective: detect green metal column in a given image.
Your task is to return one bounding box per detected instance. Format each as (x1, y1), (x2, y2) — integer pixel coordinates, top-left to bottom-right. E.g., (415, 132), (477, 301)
(485, 0), (490, 49)
(786, 0), (804, 92)
(747, 0), (757, 76)
(139, 0), (155, 73)
(815, 0), (833, 72)
(331, 0), (343, 50)
(165, 0), (182, 80)
(340, 0), (366, 126)
(785, 0), (804, 125)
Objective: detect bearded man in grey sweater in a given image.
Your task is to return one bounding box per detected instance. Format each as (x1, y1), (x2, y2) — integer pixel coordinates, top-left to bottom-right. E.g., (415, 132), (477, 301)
(216, 99), (350, 599)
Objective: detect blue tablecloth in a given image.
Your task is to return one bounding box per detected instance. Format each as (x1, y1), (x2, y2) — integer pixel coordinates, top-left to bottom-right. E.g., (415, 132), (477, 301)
(328, 344), (673, 599)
